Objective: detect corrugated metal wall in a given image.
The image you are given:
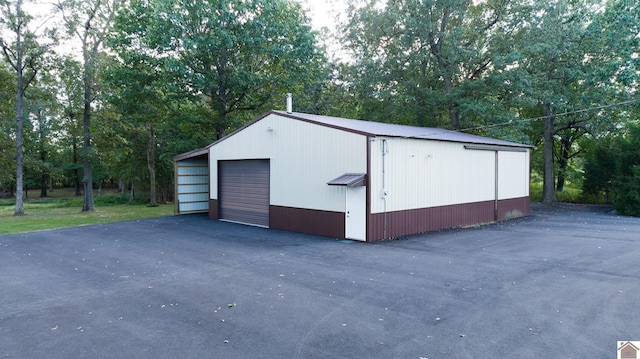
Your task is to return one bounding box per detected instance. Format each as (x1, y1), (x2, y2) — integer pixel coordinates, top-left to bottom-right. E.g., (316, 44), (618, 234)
(210, 113), (367, 212)
(219, 159), (270, 227)
(175, 159), (209, 213)
(498, 150), (530, 199)
(369, 137), (497, 214)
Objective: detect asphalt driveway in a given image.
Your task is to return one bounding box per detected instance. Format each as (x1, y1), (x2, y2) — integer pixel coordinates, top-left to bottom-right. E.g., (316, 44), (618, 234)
(1, 203), (639, 358)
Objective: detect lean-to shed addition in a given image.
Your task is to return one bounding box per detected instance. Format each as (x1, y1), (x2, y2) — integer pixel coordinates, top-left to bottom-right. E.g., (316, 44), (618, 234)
(183, 110), (533, 242)
(173, 147), (209, 214)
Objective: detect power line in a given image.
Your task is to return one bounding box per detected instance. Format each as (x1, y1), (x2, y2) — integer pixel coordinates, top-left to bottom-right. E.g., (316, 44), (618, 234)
(458, 98), (640, 134)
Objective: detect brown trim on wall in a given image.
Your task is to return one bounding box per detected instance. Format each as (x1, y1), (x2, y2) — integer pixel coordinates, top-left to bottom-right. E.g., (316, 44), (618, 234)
(270, 205), (345, 239)
(497, 196), (530, 221)
(209, 199), (219, 220)
(368, 197), (530, 242)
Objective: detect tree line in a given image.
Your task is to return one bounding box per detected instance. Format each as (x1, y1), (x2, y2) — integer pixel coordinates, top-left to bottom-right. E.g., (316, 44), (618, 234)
(1, 0), (639, 216)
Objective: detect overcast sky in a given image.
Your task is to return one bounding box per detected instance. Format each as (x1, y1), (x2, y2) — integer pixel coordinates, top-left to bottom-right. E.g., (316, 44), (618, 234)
(18, 0), (350, 59)
(296, 0), (350, 60)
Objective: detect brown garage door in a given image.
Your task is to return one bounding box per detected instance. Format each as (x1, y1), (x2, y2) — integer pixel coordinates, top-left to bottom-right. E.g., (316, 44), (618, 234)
(219, 160), (270, 227)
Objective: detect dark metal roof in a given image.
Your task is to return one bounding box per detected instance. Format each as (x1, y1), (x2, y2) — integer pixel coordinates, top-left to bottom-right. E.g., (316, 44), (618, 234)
(327, 173), (366, 187)
(173, 147), (209, 162)
(273, 111), (534, 149)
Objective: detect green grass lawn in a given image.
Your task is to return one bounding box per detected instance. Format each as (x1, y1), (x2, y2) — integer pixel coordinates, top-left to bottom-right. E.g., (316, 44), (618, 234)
(0, 190), (174, 235)
(530, 182), (602, 204)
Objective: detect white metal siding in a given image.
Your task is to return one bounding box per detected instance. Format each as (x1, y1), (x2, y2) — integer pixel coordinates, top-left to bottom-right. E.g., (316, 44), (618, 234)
(369, 137), (496, 213)
(176, 159), (209, 213)
(210, 113), (367, 212)
(498, 150), (530, 199)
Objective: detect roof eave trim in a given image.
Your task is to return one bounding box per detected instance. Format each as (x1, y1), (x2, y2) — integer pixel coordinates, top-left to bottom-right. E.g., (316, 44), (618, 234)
(464, 144), (531, 152)
(173, 147), (210, 162)
(275, 111), (375, 137)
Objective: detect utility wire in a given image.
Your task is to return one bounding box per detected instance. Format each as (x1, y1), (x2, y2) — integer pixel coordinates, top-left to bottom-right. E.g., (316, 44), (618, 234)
(458, 98), (640, 134)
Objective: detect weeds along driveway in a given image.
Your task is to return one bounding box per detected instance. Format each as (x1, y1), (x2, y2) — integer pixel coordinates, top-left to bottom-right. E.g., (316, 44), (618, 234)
(1, 204), (639, 359)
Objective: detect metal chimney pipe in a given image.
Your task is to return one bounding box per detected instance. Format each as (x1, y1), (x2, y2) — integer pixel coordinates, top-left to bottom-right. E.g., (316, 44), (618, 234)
(286, 93), (293, 113)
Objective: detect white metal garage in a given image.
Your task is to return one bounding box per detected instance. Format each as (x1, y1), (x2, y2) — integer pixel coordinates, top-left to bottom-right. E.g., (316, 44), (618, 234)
(185, 110), (533, 242)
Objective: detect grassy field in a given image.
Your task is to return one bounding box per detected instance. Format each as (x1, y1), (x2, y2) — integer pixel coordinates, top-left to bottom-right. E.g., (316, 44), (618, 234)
(529, 182), (605, 204)
(0, 188), (174, 235)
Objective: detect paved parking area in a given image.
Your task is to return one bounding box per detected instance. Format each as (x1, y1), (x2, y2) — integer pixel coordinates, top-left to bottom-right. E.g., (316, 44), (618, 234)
(1, 203), (639, 358)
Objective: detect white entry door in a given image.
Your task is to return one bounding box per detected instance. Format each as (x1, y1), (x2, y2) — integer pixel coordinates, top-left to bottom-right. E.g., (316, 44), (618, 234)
(345, 186), (366, 241)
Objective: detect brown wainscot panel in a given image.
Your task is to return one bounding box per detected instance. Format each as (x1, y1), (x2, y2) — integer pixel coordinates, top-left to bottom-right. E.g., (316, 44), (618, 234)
(270, 205), (345, 239)
(368, 197), (531, 242)
(209, 199), (219, 220)
(368, 200), (496, 242)
(497, 196), (530, 221)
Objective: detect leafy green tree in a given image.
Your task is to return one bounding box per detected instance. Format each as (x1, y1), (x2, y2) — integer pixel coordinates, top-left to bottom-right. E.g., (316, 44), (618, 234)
(53, 56), (84, 195)
(611, 123), (640, 216)
(504, 0), (632, 202)
(582, 136), (616, 203)
(100, 53), (165, 205)
(113, 0), (325, 140)
(341, 0), (522, 129)
(0, 0), (54, 214)
(56, 0), (119, 211)
(0, 62), (15, 196)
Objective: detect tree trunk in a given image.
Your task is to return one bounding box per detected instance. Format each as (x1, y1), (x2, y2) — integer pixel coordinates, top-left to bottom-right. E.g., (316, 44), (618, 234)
(556, 136), (571, 192)
(38, 109), (48, 198)
(81, 62), (95, 211)
(146, 122), (157, 206)
(440, 68), (460, 130)
(13, 0), (25, 216)
(542, 102), (556, 203)
(448, 102), (460, 130)
(40, 172), (48, 198)
(215, 48), (228, 139)
(73, 138), (81, 196)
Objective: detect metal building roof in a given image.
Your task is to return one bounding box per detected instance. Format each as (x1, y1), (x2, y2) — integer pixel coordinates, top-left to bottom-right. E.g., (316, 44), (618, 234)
(173, 147), (209, 162)
(272, 111), (533, 149)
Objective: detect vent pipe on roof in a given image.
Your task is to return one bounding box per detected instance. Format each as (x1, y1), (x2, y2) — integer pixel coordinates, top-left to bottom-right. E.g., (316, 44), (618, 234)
(286, 93), (293, 113)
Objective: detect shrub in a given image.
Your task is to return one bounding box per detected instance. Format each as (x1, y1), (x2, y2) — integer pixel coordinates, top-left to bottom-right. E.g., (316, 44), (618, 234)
(583, 124), (640, 216)
(612, 165), (640, 216)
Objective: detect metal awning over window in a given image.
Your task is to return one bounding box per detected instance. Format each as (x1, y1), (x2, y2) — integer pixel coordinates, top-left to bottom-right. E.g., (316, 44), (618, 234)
(327, 173), (366, 187)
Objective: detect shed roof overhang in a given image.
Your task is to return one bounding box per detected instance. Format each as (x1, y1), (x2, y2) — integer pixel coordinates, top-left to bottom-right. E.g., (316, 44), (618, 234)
(173, 147), (209, 162)
(327, 173), (366, 187)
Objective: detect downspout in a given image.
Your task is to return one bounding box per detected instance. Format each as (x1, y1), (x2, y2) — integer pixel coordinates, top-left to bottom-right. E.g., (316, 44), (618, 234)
(494, 151), (499, 222)
(382, 139), (388, 239)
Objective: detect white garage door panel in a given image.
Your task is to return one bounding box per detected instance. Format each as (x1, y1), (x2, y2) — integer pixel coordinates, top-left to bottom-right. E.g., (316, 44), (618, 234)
(178, 166), (208, 175)
(176, 159), (209, 214)
(178, 175), (209, 185)
(178, 184), (208, 193)
(219, 160), (270, 227)
(178, 193), (209, 203)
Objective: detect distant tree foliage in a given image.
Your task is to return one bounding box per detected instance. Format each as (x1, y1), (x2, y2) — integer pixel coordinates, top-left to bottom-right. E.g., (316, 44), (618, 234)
(583, 123), (640, 216)
(1, 0), (639, 214)
(111, 0), (325, 140)
(341, 0), (639, 205)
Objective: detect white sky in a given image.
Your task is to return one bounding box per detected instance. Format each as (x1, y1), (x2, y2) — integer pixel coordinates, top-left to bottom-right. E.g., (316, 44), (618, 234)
(297, 0), (345, 30)
(295, 0), (350, 60)
(17, 0), (350, 59)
